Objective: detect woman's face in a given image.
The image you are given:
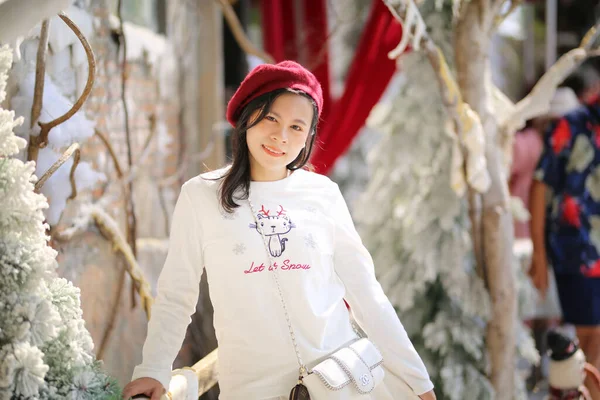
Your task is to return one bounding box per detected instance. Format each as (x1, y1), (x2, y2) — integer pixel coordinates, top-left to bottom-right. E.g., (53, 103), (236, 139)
(246, 92), (314, 181)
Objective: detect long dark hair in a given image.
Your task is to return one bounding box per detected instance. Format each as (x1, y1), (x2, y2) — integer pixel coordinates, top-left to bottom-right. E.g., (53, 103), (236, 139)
(217, 88), (319, 213)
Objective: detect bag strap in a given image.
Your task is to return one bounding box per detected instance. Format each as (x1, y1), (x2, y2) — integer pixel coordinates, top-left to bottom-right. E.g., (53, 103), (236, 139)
(247, 195), (308, 378)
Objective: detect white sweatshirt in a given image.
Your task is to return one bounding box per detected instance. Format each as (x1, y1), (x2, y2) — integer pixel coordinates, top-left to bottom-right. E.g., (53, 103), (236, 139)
(132, 168), (433, 399)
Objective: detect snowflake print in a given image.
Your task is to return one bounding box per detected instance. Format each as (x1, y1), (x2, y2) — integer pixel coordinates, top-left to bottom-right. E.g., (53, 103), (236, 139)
(233, 243), (246, 255)
(304, 233), (317, 249)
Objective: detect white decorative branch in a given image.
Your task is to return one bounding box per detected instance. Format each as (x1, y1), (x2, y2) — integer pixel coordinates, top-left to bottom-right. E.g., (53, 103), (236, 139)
(383, 0), (491, 196)
(386, 0), (428, 58)
(500, 23), (600, 135)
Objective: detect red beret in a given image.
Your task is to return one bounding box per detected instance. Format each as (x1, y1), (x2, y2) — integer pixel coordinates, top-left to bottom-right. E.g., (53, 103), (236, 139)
(226, 60), (323, 127)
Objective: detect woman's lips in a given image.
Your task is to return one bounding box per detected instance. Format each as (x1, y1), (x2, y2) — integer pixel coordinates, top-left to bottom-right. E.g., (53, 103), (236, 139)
(262, 144), (285, 157)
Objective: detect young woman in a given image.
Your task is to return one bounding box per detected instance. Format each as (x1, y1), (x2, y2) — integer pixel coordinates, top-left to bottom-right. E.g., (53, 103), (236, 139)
(123, 61), (435, 400)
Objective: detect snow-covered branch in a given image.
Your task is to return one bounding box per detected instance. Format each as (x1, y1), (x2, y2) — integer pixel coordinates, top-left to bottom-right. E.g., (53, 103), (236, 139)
(500, 23), (600, 136)
(27, 12), (96, 162)
(384, 0), (490, 196)
(34, 142), (79, 192)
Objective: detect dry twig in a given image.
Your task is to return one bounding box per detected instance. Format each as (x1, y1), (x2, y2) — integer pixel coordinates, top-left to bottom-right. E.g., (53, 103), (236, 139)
(34, 143), (80, 192)
(68, 147), (80, 200)
(30, 19), (50, 129)
(216, 0), (275, 64)
(91, 207), (154, 319)
(95, 128), (124, 178)
(116, 0), (138, 255)
(28, 12), (96, 162)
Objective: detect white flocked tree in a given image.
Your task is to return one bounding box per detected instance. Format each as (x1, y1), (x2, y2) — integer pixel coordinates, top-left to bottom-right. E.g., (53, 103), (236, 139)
(352, 3), (538, 399)
(0, 44), (121, 399)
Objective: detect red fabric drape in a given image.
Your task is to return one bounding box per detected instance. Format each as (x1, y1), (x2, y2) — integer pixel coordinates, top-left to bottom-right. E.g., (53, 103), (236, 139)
(260, 1), (286, 62)
(261, 0), (332, 121)
(310, 0), (403, 174)
(260, 0), (403, 175)
(301, 0), (332, 123)
(280, 0), (298, 60)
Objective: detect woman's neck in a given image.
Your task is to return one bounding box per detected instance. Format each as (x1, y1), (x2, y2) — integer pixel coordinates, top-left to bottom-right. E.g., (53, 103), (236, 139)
(250, 167), (290, 182)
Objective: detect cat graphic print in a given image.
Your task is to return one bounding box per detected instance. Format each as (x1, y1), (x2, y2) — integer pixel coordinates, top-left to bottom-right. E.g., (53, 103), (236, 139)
(249, 205), (295, 257)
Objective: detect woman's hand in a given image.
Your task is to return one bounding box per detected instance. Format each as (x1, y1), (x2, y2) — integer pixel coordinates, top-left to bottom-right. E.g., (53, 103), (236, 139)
(122, 377), (165, 400)
(419, 389), (437, 400)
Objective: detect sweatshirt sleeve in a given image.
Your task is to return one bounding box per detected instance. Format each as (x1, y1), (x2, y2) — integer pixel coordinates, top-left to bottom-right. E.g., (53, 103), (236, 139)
(330, 184), (434, 395)
(131, 183), (205, 390)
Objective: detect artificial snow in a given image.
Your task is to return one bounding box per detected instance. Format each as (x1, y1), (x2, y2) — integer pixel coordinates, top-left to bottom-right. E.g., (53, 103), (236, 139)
(11, 71), (95, 146)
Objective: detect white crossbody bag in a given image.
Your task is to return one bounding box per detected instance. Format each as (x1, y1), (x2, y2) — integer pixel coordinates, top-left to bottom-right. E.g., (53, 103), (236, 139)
(248, 197), (388, 399)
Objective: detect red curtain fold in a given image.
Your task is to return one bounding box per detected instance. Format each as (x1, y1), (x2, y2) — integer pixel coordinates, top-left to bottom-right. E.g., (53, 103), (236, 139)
(260, 0), (403, 175)
(301, 0), (332, 123)
(310, 0), (403, 174)
(280, 0), (298, 60)
(260, 1), (299, 62)
(260, 1), (286, 62)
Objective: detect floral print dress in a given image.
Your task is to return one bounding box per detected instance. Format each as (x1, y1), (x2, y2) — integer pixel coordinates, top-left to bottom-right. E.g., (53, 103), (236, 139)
(535, 100), (600, 325)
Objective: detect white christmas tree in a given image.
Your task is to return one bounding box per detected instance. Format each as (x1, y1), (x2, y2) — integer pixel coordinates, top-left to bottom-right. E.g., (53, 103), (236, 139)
(352, 5), (538, 400)
(0, 44), (120, 399)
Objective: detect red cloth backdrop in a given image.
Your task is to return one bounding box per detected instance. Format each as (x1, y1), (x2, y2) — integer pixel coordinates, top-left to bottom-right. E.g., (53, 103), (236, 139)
(260, 0), (403, 174)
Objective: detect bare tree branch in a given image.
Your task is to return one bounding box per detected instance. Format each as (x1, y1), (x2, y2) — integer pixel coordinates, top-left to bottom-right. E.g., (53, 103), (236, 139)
(116, 0), (138, 263)
(215, 0), (275, 64)
(27, 19), (50, 163)
(30, 19), (50, 128)
(28, 12), (96, 162)
(68, 147), (80, 200)
(34, 143), (80, 192)
(95, 128), (124, 178)
(91, 206), (154, 319)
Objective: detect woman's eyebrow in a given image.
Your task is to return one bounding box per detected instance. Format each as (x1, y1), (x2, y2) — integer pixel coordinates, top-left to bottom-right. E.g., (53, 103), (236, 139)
(270, 111), (307, 126)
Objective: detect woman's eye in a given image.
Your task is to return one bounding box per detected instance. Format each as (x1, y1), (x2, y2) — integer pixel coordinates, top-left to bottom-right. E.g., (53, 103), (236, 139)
(291, 125), (302, 132)
(265, 115), (276, 122)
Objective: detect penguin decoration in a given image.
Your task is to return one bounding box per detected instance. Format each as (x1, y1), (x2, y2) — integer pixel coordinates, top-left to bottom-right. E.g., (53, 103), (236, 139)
(546, 330), (600, 400)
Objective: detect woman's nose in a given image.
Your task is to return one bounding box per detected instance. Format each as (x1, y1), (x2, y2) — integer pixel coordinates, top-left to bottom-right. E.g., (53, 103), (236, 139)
(271, 128), (288, 144)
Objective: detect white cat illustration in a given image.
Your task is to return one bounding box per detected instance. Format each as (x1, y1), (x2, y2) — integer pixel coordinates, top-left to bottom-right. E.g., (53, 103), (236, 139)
(249, 205), (295, 257)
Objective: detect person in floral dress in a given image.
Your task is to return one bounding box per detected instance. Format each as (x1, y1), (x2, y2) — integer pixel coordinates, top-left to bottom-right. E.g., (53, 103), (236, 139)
(530, 96), (600, 398)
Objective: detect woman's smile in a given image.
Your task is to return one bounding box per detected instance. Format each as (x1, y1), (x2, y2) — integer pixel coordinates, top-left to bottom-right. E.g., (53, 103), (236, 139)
(262, 144), (286, 157)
